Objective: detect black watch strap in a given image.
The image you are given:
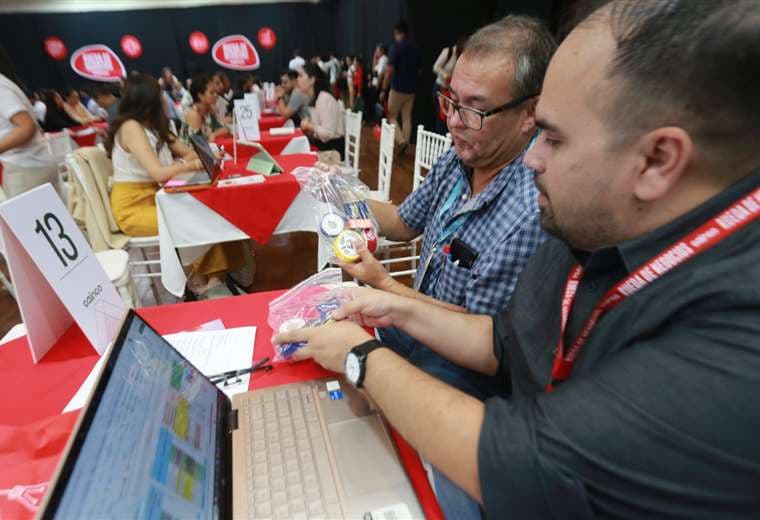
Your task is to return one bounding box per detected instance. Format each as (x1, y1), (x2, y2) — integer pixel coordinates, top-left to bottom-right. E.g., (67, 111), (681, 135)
(350, 339), (385, 388)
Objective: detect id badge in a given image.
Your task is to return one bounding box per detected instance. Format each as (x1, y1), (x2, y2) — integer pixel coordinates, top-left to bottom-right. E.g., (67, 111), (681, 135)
(413, 245), (438, 290)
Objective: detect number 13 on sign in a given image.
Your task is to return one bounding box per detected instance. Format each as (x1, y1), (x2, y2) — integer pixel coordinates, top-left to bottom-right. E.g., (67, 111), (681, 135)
(34, 212), (79, 268)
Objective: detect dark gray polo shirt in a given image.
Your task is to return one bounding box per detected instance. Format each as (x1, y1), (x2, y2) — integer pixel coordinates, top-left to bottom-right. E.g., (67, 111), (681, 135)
(479, 171), (760, 519)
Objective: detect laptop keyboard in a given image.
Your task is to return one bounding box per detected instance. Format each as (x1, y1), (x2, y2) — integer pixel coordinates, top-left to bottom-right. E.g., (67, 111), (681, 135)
(240, 385), (343, 520)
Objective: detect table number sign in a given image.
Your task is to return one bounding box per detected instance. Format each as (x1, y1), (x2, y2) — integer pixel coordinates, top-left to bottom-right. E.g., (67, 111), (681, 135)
(0, 184), (126, 362)
(235, 95), (261, 141)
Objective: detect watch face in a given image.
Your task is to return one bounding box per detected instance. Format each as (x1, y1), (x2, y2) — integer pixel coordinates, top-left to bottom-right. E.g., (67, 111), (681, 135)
(345, 353), (361, 384)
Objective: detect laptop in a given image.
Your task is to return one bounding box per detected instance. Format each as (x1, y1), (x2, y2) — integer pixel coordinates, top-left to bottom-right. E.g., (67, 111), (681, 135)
(164, 134), (223, 192)
(39, 310), (423, 519)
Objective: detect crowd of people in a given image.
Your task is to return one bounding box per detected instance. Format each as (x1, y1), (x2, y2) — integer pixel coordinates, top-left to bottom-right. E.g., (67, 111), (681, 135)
(3, 2), (760, 517)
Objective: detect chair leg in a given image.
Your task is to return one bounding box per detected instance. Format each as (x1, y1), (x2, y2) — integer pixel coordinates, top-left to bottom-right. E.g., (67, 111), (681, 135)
(141, 247), (161, 306)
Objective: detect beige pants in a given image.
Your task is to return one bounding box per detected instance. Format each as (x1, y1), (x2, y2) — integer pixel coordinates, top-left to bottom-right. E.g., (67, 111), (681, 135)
(1, 162), (59, 199)
(387, 90), (416, 144)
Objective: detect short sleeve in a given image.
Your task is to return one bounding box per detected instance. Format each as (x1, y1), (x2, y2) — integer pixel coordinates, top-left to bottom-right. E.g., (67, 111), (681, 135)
(479, 307), (760, 519)
(0, 85), (28, 122)
(397, 151), (452, 232)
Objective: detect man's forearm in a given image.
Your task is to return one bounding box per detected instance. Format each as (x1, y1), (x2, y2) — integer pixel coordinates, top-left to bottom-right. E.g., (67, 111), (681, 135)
(363, 348), (484, 502)
(380, 277), (465, 313)
(368, 199), (419, 242)
(393, 297), (498, 375)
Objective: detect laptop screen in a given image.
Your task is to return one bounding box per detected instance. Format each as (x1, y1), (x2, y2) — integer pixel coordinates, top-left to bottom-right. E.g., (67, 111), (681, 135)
(190, 133), (217, 178)
(43, 312), (229, 519)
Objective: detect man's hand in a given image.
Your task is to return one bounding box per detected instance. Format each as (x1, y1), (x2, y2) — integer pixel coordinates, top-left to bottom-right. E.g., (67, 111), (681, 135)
(273, 320), (373, 373)
(333, 287), (409, 329)
(338, 242), (394, 290)
(275, 85), (285, 99)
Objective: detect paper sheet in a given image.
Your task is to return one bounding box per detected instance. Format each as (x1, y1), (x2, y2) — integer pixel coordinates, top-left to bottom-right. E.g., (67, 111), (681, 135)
(163, 326), (257, 397)
(63, 326), (257, 412)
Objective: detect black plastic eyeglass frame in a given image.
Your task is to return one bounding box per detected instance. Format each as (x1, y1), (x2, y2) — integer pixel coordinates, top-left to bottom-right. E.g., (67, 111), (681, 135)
(437, 91), (538, 130)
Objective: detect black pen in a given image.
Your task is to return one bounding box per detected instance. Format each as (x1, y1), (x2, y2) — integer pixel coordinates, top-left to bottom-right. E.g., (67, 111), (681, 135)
(209, 357), (270, 383)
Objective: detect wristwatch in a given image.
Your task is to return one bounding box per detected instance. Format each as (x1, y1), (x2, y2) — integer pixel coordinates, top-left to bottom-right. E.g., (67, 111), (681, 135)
(345, 339), (385, 388)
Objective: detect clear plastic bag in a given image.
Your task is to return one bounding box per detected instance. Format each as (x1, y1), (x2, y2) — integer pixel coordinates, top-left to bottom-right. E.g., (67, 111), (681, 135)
(293, 166), (379, 263)
(268, 268), (353, 363)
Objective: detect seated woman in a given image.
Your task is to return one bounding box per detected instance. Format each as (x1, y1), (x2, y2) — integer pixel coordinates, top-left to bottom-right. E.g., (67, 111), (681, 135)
(298, 63), (345, 159)
(62, 87), (98, 125)
(0, 49), (58, 198)
(180, 74), (230, 144)
(41, 90), (77, 132)
(106, 73), (244, 298)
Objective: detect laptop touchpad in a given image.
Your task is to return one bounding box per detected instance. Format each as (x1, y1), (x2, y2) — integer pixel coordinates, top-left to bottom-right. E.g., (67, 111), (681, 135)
(328, 416), (407, 498)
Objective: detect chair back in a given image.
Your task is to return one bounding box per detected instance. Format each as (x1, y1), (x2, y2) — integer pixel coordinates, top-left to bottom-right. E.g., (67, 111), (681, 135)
(43, 130), (76, 165)
(413, 125), (452, 191)
(280, 135), (311, 155)
(66, 147), (128, 252)
(344, 109), (362, 172)
(376, 118), (395, 201)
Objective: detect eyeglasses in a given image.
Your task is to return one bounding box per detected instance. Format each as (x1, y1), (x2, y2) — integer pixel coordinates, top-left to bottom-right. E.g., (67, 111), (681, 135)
(437, 90), (537, 130)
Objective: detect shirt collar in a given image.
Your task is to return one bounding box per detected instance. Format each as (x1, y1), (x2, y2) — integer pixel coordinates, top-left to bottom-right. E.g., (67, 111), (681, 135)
(453, 131), (538, 213)
(613, 169), (760, 273)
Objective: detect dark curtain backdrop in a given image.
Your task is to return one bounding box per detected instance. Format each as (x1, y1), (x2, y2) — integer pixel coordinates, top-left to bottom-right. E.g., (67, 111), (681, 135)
(0, 0), (564, 136)
(0, 0), (406, 91)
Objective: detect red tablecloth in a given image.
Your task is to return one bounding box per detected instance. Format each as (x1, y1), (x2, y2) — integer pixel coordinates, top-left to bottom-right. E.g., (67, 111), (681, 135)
(214, 128), (305, 158)
(0, 292), (443, 519)
(259, 114), (287, 131)
(188, 153), (316, 244)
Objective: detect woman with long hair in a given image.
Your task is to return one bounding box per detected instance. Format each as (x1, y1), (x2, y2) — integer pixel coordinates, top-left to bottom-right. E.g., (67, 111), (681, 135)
(106, 73), (243, 298)
(298, 63), (345, 158)
(41, 90), (77, 132)
(180, 74), (229, 144)
(62, 87), (98, 125)
(0, 46), (59, 197)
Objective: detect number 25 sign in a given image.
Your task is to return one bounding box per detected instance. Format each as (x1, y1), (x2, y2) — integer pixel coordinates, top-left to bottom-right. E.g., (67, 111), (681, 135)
(0, 184), (126, 362)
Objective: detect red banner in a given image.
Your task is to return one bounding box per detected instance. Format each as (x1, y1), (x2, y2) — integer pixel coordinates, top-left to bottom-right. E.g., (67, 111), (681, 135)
(212, 34), (260, 71)
(189, 31), (209, 55)
(120, 34), (142, 59)
(70, 44), (126, 82)
(43, 37), (67, 61)
(257, 27), (277, 50)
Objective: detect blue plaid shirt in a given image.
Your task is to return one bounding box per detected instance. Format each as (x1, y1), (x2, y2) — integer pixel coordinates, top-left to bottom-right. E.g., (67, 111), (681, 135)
(398, 134), (546, 315)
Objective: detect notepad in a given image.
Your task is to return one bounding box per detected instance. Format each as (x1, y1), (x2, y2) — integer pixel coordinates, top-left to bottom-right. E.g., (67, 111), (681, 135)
(246, 153), (275, 175)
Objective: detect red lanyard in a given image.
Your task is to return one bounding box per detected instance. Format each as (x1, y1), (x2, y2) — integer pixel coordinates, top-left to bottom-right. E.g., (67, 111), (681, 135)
(547, 186), (760, 392)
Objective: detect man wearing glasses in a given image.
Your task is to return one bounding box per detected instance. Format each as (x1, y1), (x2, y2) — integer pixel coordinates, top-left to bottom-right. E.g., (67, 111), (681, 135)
(341, 15), (557, 400)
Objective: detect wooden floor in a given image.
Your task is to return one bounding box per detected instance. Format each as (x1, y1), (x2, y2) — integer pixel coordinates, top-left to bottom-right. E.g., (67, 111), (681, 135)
(0, 125), (418, 339)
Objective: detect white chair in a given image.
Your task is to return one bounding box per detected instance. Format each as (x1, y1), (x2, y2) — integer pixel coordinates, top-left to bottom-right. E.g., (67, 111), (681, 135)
(413, 125), (452, 191)
(344, 109), (362, 172)
(43, 130), (77, 202)
(280, 135), (312, 155)
(65, 151), (163, 307)
(95, 249), (137, 308)
(376, 126), (452, 281)
(368, 118), (394, 202)
(0, 323), (26, 346)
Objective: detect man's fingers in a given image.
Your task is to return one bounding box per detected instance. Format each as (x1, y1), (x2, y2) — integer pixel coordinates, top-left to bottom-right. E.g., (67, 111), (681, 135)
(273, 327), (312, 345)
(292, 345), (313, 361)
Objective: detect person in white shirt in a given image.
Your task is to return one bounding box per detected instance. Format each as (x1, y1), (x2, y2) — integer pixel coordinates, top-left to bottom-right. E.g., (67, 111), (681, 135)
(432, 37), (467, 133)
(289, 49), (306, 72)
(29, 91), (47, 124)
(323, 53), (341, 95)
(0, 48), (58, 198)
(213, 72), (232, 123)
(298, 62), (345, 159)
